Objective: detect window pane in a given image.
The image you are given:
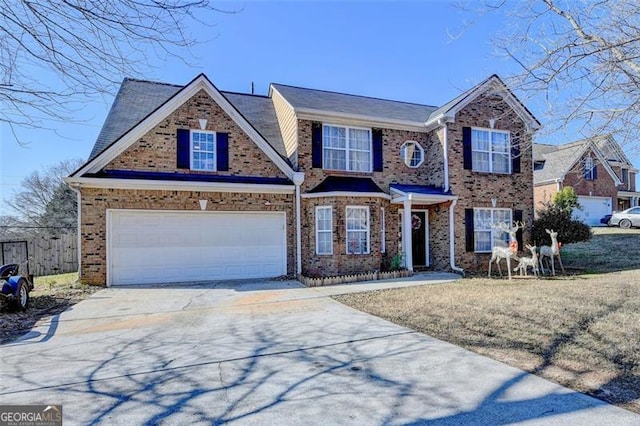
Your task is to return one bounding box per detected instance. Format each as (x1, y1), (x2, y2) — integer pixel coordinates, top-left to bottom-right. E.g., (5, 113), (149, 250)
(492, 153), (510, 173)
(472, 129), (490, 151)
(349, 129), (371, 150)
(475, 231), (492, 252)
(349, 150), (371, 172)
(323, 148), (346, 170)
(491, 132), (509, 153)
(472, 152), (490, 172)
(317, 232), (332, 254)
(347, 231), (368, 254)
(323, 126), (346, 148)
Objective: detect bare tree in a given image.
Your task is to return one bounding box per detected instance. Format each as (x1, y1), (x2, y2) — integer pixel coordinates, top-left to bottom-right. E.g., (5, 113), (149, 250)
(4, 159), (83, 237)
(471, 0), (640, 155)
(0, 1), (235, 136)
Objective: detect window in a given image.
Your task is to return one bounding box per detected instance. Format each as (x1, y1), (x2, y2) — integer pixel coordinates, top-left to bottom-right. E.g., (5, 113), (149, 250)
(584, 157), (595, 180)
(473, 208), (512, 253)
(315, 206), (333, 255)
(472, 128), (510, 174)
(622, 168), (629, 188)
(534, 160), (545, 170)
(400, 141), (424, 168)
(346, 206), (369, 254)
(191, 130), (216, 171)
(323, 125), (372, 172)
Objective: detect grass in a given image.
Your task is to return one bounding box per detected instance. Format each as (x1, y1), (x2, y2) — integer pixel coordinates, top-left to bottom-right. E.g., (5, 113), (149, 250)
(0, 272), (99, 343)
(334, 228), (640, 413)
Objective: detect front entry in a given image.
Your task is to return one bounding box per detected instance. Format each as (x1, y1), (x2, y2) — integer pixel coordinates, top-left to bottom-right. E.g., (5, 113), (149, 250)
(399, 210), (430, 268)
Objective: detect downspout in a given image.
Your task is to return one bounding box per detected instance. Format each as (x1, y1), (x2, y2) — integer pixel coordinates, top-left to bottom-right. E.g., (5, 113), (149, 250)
(67, 182), (82, 282)
(441, 120), (450, 192)
(293, 172), (305, 277)
(449, 198), (464, 275)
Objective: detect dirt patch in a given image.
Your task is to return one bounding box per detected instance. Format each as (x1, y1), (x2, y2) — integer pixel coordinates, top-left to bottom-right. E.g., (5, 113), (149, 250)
(0, 273), (100, 344)
(334, 229), (640, 413)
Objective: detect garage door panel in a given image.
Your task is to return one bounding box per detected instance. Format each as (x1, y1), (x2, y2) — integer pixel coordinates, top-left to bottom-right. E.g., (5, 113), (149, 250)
(574, 196), (611, 226)
(109, 211), (286, 286)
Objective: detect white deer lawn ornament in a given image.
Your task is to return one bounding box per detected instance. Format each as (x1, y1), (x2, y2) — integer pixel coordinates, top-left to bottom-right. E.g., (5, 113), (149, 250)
(514, 244), (539, 277)
(488, 221), (524, 280)
(539, 229), (565, 276)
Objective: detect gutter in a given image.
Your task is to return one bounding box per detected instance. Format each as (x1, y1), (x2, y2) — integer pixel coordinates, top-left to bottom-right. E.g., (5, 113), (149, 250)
(440, 119), (450, 192)
(449, 199), (464, 276)
(293, 172), (305, 277)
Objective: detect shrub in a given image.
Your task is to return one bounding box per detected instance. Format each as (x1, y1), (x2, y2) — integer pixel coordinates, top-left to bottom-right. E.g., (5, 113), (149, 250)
(532, 207), (592, 246)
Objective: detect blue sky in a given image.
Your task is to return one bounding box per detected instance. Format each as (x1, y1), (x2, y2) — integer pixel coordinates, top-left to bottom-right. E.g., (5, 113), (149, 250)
(1, 1), (637, 211)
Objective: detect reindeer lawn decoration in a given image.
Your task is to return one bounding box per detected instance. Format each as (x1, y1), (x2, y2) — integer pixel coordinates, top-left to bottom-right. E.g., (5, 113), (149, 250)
(488, 221), (524, 280)
(539, 229), (565, 276)
(514, 244), (539, 277)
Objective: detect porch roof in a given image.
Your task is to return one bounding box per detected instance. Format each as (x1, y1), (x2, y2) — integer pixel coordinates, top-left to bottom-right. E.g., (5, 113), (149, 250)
(390, 184), (457, 205)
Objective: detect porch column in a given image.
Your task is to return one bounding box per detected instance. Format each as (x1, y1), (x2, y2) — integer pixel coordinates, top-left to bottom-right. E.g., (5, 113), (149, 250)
(403, 199), (413, 271)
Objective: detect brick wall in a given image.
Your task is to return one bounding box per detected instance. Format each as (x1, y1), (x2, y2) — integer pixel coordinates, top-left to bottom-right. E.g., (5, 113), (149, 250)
(105, 89), (287, 179)
(533, 183), (558, 214)
(445, 92), (535, 272)
(562, 150), (618, 202)
(79, 188), (295, 285)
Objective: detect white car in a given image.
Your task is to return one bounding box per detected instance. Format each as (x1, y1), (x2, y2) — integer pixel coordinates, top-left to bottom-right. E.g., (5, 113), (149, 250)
(608, 207), (640, 228)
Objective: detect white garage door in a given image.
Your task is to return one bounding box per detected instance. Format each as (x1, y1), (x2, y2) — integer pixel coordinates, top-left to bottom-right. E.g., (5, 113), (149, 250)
(574, 196), (611, 226)
(108, 210), (287, 286)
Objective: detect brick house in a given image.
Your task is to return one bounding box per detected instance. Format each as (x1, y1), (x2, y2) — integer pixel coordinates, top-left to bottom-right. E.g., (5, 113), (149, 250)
(67, 74), (539, 286)
(533, 135), (639, 226)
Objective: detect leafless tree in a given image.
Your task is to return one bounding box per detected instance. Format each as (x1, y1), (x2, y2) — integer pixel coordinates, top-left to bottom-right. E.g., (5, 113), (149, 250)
(4, 159), (83, 237)
(0, 1), (236, 137)
(467, 0), (640, 155)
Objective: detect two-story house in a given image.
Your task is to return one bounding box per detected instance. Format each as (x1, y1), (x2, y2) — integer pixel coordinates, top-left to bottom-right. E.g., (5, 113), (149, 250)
(533, 135), (639, 226)
(67, 74), (539, 286)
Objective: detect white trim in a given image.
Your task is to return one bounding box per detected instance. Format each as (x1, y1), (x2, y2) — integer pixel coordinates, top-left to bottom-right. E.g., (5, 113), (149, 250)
(106, 209), (288, 287)
(190, 129), (217, 171)
(442, 122), (450, 192)
(470, 127), (512, 175)
(65, 177), (295, 194)
(301, 191), (391, 200)
(390, 188), (457, 205)
(400, 140), (425, 168)
(345, 205), (370, 255)
(473, 207), (513, 253)
(381, 207), (386, 254)
(315, 206), (333, 255)
(73, 74), (295, 180)
(449, 199), (464, 274)
(295, 108), (428, 132)
(69, 186), (82, 281)
(399, 208), (430, 268)
(425, 76), (540, 132)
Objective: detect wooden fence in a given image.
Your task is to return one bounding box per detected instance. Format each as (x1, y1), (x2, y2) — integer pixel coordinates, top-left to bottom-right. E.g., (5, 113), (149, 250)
(0, 234), (78, 277)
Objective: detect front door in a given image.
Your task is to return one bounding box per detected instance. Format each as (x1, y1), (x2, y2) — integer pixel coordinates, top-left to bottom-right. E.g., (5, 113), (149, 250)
(399, 210), (429, 268)
(411, 211), (427, 267)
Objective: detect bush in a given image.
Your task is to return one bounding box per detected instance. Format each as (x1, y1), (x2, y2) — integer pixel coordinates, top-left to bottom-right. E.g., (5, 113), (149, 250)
(532, 207), (592, 246)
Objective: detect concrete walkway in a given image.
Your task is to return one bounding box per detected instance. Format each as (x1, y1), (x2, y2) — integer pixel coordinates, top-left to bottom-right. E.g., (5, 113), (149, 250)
(1, 274), (637, 425)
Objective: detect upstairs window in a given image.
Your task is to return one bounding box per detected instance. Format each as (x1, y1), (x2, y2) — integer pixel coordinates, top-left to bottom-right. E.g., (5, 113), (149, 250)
(622, 168), (629, 188)
(472, 128), (511, 174)
(400, 141), (424, 168)
(584, 157), (596, 180)
(323, 125), (372, 172)
(191, 130), (216, 171)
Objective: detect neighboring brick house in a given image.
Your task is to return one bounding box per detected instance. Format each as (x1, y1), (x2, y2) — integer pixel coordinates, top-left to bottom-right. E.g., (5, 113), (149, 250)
(67, 74), (539, 286)
(533, 135), (639, 226)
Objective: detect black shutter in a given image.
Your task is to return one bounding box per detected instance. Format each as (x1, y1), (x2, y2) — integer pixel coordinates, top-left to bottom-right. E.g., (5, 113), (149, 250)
(463, 127), (472, 170)
(217, 132), (229, 171)
(176, 129), (190, 169)
(312, 122), (323, 168)
(372, 128), (383, 172)
(593, 165), (598, 180)
(514, 209), (523, 252)
(465, 208), (474, 252)
(511, 141), (521, 174)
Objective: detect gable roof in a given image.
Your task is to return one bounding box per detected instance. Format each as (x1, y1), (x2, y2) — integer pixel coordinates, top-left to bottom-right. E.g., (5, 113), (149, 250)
(533, 139), (622, 185)
(74, 74), (294, 179)
(425, 74), (541, 131)
(270, 83), (437, 126)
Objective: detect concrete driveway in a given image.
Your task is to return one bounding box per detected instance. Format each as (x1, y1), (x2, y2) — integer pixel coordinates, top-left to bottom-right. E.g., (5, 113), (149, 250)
(1, 274), (637, 425)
